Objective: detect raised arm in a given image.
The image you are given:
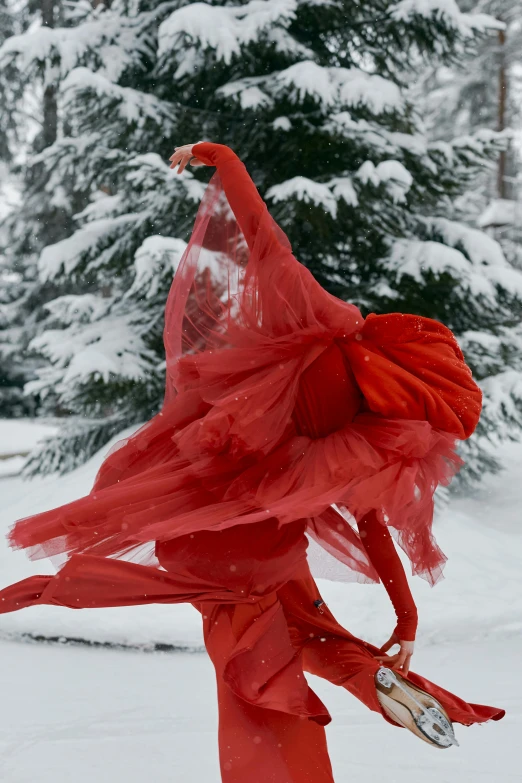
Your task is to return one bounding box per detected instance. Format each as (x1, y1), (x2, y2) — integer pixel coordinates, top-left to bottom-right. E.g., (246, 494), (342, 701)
(357, 510), (418, 670)
(169, 142), (364, 336)
(172, 141), (280, 255)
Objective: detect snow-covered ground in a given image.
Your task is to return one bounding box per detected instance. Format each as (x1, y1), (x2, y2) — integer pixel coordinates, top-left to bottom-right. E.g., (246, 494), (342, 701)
(0, 637), (515, 782)
(0, 418), (58, 477)
(0, 421), (519, 780)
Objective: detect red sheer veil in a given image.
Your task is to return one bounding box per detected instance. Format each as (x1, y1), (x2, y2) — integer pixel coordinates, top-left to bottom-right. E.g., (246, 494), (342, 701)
(87, 169), (370, 581)
(10, 166), (465, 588)
(160, 170), (376, 583)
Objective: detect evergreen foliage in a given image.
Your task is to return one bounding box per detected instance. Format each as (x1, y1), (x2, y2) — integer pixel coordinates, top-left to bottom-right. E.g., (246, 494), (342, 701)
(0, 0), (84, 419)
(419, 1), (522, 261)
(1, 0), (522, 485)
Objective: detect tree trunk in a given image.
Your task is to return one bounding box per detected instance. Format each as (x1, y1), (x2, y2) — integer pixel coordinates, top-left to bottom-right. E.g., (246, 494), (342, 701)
(41, 0), (58, 149)
(497, 26), (507, 199)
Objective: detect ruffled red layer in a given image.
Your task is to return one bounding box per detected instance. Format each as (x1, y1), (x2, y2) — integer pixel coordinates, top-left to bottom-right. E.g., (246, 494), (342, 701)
(9, 394), (460, 587)
(7, 145), (481, 589)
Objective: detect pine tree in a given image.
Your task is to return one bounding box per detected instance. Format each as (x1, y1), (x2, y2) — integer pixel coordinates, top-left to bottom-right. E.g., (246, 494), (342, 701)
(0, 0), (84, 419)
(0, 0), (36, 418)
(419, 1), (522, 264)
(2, 0), (522, 485)
(0, 0), (15, 161)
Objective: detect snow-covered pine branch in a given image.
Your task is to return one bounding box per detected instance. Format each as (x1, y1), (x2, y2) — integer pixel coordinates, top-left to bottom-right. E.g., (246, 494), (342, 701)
(1, 0), (521, 486)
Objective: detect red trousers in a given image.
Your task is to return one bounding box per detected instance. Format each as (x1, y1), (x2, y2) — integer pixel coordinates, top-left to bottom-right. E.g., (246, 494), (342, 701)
(0, 520), (504, 783)
(200, 564), (390, 783)
(198, 561), (504, 782)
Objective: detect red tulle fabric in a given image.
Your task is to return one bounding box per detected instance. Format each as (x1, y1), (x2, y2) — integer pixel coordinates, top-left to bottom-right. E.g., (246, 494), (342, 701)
(2, 145), (503, 774)
(9, 143), (482, 591)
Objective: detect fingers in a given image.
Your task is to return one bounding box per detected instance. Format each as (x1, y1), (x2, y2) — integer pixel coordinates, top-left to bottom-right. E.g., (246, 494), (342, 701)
(375, 648), (413, 675)
(374, 653), (398, 664)
(396, 640), (414, 675)
(378, 632), (399, 654)
(169, 144), (199, 174)
(169, 148), (187, 173)
(391, 649), (412, 676)
(169, 152), (203, 174)
(178, 154), (191, 174)
(393, 648), (408, 671)
(169, 150), (189, 173)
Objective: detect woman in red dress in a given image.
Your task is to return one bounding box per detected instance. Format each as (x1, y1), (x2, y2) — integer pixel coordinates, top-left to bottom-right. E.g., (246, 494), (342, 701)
(0, 142), (504, 781)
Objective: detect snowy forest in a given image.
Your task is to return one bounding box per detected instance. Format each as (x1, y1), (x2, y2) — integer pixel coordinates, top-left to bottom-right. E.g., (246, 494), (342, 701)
(1, 0), (522, 487)
(0, 2), (520, 781)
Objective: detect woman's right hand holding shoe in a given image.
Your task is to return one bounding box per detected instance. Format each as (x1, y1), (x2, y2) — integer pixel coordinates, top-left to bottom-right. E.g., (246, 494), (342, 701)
(375, 629), (415, 675)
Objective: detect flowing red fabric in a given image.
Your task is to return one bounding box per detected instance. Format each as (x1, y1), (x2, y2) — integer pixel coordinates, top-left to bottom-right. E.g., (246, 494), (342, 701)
(8, 143), (482, 590)
(0, 539), (504, 783)
(0, 144), (503, 781)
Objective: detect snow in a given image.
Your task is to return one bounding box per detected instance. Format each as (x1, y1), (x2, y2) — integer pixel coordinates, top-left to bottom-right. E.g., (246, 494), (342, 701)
(328, 177), (358, 207)
(218, 77), (274, 110)
(448, 127), (513, 157)
(424, 217), (507, 268)
(479, 372), (522, 439)
(0, 420), (60, 480)
(44, 293), (107, 326)
(459, 328), (522, 378)
(276, 64), (404, 114)
(356, 160), (413, 202)
(0, 423), (203, 648)
(416, 217), (522, 301)
(387, 234), (522, 302)
(0, 636), (514, 782)
(215, 64), (404, 116)
(128, 236), (188, 300)
(326, 114), (428, 157)
(158, 0), (299, 65)
(266, 176), (338, 216)
(277, 60), (336, 104)
(0, 456), (27, 479)
(0, 165), (21, 221)
(0, 14), (141, 85)
(390, 0), (504, 35)
(0, 419), (59, 458)
(272, 116), (292, 131)
(478, 198), (522, 229)
(266, 174), (360, 215)
(38, 214), (140, 281)
(62, 68), (175, 127)
(335, 69), (403, 115)
(388, 239), (494, 298)
(124, 153), (207, 205)
(25, 308), (157, 396)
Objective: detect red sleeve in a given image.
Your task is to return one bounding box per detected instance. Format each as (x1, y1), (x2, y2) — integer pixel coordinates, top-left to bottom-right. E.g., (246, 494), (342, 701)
(358, 510), (418, 642)
(192, 142), (365, 339)
(192, 142), (279, 254)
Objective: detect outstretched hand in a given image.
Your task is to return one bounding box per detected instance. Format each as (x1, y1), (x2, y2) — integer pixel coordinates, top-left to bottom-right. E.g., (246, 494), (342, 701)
(375, 630), (414, 676)
(169, 144), (206, 174)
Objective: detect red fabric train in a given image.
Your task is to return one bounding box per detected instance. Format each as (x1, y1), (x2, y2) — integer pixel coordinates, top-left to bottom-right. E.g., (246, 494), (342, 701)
(0, 142), (502, 783)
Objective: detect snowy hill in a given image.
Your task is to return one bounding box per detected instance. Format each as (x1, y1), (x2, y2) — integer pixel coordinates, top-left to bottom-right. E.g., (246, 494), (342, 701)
(0, 420), (521, 651)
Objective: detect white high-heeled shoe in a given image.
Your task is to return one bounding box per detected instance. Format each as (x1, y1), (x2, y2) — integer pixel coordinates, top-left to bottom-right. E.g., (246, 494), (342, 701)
(375, 667), (459, 749)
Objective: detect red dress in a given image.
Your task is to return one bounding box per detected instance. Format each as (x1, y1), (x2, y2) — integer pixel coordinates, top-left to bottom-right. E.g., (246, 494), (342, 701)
(0, 143), (503, 782)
